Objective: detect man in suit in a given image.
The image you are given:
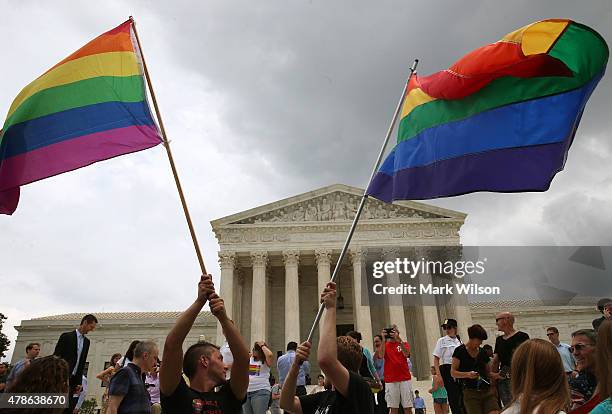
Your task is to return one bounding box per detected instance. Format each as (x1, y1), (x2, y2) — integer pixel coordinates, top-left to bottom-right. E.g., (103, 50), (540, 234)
(54, 314), (97, 413)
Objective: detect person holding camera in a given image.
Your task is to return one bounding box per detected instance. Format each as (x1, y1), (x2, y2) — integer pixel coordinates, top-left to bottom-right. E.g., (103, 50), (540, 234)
(243, 340), (274, 414)
(380, 325), (413, 414)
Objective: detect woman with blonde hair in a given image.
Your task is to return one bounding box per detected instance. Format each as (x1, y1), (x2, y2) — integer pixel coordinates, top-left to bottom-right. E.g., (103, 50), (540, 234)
(97, 352), (122, 414)
(242, 340), (273, 414)
(503, 338), (570, 413)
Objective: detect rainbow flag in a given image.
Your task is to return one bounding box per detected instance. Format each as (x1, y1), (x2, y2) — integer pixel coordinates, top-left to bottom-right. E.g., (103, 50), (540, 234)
(367, 19), (608, 202)
(0, 20), (162, 214)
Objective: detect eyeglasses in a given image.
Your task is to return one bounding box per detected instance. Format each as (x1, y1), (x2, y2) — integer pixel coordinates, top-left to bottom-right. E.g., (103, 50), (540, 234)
(569, 343), (594, 353)
(546, 332), (556, 336)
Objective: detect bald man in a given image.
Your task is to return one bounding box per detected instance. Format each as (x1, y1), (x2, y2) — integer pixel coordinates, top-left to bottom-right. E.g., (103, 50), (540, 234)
(490, 312), (529, 408)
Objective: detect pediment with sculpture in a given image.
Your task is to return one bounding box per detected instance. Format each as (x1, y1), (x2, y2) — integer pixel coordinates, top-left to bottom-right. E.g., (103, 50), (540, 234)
(230, 191), (449, 224)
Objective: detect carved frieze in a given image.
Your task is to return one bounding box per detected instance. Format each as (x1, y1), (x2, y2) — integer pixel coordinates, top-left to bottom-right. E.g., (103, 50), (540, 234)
(232, 192), (443, 224)
(216, 225), (460, 245)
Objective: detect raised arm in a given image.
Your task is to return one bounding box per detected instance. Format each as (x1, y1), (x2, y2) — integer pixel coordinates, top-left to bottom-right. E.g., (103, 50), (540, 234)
(379, 331), (386, 358)
(257, 341), (274, 366)
(396, 330), (410, 358)
(280, 341), (311, 414)
(318, 282), (350, 397)
(210, 293), (250, 400)
(160, 274), (213, 395)
(96, 366), (114, 381)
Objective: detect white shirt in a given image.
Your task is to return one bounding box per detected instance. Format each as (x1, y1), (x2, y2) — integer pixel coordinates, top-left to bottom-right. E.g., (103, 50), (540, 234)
(432, 335), (461, 365)
(117, 356), (133, 368)
(73, 329), (85, 376)
(247, 357), (271, 393)
(220, 342), (234, 380)
(76, 375), (88, 409)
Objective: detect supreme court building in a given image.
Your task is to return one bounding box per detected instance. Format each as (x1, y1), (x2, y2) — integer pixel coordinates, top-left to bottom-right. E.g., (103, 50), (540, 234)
(10, 184), (600, 405)
(211, 184), (471, 379)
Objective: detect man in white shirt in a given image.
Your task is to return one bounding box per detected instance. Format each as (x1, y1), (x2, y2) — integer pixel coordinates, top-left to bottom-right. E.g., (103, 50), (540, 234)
(278, 341), (311, 396)
(219, 333), (234, 380)
(432, 319), (462, 414)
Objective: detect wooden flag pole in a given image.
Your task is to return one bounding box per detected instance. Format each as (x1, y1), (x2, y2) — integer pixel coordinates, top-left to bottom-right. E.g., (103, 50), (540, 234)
(129, 16), (208, 275)
(306, 59), (419, 342)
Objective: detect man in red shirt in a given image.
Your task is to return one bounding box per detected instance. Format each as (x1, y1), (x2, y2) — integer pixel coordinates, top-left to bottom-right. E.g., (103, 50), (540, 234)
(380, 325), (413, 414)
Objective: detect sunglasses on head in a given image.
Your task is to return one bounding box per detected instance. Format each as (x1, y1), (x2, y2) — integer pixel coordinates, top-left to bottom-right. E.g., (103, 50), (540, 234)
(569, 343), (594, 353)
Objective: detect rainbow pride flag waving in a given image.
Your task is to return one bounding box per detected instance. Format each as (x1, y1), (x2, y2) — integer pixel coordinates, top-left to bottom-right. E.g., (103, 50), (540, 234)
(367, 19), (608, 202)
(0, 20), (162, 214)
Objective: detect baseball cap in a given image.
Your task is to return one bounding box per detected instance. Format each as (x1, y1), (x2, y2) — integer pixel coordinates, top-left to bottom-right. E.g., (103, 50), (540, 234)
(441, 319), (458, 328)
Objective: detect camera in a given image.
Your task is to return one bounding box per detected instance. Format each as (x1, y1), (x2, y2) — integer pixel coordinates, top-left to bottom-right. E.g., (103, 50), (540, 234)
(383, 327), (394, 339)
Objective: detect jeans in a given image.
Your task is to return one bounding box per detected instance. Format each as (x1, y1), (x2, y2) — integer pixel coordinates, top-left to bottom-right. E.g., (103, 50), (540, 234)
(497, 378), (512, 408)
(242, 389), (271, 414)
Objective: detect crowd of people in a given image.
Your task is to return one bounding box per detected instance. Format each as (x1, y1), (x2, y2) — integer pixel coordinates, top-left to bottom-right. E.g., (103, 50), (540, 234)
(0, 280), (611, 414)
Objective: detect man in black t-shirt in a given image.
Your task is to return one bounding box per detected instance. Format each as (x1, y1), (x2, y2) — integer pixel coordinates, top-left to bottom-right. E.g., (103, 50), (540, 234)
(160, 274), (250, 413)
(280, 282), (375, 414)
(490, 312), (529, 408)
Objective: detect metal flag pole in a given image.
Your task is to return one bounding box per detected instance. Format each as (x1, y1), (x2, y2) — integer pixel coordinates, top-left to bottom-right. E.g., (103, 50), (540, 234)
(306, 59), (419, 342)
(129, 16), (208, 275)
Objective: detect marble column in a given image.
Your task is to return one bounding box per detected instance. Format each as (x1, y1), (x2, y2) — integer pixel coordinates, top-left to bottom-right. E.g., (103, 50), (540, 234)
(414, 246), (442, 379)
(447, 246), (473, 340)
(315, 249), (333, 298)
(216, 251), (236, 345)
(283, 250), (301, 345)
(250, 251), (269, 345)
(382, 247), (407, 338)
(234, 269), (244, 331)
(350, 248), (374, 353)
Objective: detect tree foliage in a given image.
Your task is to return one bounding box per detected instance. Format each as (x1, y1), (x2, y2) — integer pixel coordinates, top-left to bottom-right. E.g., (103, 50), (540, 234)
(0, 313), (10, 360)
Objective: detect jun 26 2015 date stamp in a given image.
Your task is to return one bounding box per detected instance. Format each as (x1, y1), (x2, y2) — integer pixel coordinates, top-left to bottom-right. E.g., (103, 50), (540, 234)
(0, 393), (69, 409)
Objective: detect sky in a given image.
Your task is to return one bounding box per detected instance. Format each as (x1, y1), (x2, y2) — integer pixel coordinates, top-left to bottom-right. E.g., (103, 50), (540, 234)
(1, 0), (611, 361)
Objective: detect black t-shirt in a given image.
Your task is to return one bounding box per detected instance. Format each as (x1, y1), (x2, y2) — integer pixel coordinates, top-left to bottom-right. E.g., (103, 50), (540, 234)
(452, 344), (490, 389)
(161, 377), (245, 414)
(593, 316), (605, 331)
(298, 371), (374, 414)
(494, 331), (529, 368)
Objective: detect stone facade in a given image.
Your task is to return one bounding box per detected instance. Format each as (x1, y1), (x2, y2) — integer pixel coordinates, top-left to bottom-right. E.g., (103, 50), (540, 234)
(470, 300), (600, 347)
(211, 184), (469, 380)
